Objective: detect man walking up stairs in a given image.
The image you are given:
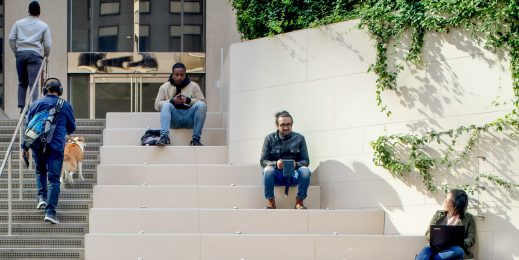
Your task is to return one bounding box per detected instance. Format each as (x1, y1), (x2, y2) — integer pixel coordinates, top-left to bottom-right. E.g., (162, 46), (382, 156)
(0, 119), (104, 259)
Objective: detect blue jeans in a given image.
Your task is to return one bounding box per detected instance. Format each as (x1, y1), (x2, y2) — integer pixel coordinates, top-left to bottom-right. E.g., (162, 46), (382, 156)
(32, 146), (64, 216)
(16, 50), (42, 109)
(160, 101), (207, 141)
(263, 166), (311, 200)
(416, 245), (465, 260)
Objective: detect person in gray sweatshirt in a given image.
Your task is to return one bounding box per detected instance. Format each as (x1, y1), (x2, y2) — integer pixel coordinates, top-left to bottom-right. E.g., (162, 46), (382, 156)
(9, 1), (52, 113)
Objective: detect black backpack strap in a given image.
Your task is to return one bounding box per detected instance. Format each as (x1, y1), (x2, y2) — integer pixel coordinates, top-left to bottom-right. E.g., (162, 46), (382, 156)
(55, 98), (65, 113)
(51, 98), (65, 124)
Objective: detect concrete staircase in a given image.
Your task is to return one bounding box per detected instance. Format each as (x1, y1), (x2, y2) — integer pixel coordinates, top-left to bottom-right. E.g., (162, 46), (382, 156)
(85, 112), (424, 259)
(0, 119), (105, 259)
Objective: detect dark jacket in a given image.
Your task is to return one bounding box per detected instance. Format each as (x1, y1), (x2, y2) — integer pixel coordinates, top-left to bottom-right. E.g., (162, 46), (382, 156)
(24, 95), (76, 152)
(425, 210), (476, 259)
(260, 131), (309, 169)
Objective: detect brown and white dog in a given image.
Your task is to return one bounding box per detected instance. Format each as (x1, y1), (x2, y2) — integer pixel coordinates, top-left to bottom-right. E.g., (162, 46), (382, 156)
(61, 136), (86, 187)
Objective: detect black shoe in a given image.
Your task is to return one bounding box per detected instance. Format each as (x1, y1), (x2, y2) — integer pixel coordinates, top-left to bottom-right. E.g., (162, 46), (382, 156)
(190, 139), (204, 146)
(156, 135), (170, 146)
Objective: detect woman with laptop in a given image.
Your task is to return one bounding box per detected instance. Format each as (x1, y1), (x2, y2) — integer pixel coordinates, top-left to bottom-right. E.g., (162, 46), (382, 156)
(416, 189), (476, 260)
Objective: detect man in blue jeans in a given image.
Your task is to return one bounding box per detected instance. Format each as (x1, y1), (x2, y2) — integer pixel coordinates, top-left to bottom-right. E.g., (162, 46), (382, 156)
(9, 1), (52, 113)
(154, 63), (207, 146)
(22, 78), (76, 224)
(260, 111), (311, 209)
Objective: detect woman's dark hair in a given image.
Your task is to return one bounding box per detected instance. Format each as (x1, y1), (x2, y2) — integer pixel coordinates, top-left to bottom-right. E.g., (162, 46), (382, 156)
(450, 189), (468, 217)
(275, 110), (293, 125)
(29, 1), (40, 16)
(172, 62), (186, 72)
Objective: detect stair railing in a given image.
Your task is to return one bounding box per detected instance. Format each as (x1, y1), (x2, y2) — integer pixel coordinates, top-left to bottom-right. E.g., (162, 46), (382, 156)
(0, 57), (47, 235)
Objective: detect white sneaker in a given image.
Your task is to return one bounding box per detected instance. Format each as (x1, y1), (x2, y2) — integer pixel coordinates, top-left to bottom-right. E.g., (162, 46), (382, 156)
(44, 214), (60, 224)
(36, 199), (47, 210)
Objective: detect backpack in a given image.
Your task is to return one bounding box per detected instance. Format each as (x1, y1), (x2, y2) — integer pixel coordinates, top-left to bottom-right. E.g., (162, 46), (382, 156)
(24, 98), (65, 149)
(140, 129), (161, 145)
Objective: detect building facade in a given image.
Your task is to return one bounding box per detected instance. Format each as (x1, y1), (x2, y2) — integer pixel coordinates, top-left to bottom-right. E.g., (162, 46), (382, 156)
(2, 0), (239, 119)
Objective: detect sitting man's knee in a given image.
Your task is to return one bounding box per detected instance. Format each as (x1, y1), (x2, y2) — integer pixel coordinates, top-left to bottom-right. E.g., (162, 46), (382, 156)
(193, 101), (207, 110)
(298, 166), (311, 177)
(263, 166), (275, 176)
(161, 101), (173, 111)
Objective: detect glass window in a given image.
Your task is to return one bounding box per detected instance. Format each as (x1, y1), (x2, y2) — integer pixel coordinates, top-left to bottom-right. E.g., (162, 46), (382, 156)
(189, 74), (205, 96)
(98, 26), (118, 51)
(68, 0), (204, 52)
(170, 1), (200, 14)
(68, 75), (90, 119)
(95, 81), (132, 118)
(183, 34), (201, 52)
(69, 0), (133, 52)
(169, 37), (181, 52)
(170, 25), (182, 37)
(100, 0), (120, 15)
(169, 24), (202, 52)
(140, 0), (150, 14)
(139, 25), (150, 52)
(68, 0), (90, 52)
(183, 25), (201, 35)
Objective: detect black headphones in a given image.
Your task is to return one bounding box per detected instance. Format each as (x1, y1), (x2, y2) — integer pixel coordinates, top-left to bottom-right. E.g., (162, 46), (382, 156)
(42, 78), (63, 96)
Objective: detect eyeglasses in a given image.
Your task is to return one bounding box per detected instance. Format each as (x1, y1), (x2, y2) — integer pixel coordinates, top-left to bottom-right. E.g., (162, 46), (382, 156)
(278, 123), (292, 127)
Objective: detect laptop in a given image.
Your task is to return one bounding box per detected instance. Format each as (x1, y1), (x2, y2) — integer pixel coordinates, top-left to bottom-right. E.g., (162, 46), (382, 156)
(430, 225), (465, 250)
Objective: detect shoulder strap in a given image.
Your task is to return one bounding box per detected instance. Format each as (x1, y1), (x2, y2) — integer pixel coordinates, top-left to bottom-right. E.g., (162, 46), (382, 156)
(55, 98), (65, 113)
(50, 98), (65, 125)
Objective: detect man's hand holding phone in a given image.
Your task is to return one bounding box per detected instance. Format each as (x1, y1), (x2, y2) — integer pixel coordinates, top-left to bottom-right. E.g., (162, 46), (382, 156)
(172, 94), (185, 105)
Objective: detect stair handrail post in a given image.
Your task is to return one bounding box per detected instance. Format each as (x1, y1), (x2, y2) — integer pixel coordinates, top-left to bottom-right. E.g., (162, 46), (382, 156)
(7, 152), (12, 236)
(18, 128), (23, 201)
(0, 57), (47, 236)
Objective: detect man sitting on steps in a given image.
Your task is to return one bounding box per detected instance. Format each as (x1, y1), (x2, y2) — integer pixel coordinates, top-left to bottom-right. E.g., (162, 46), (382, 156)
(260, 111), (311, 209)
(154, 62), (207, 146)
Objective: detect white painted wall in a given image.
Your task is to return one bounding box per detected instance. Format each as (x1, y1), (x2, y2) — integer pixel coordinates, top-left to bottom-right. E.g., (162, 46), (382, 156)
(228, 20), (518, 259)
(205, 0), (241, 113)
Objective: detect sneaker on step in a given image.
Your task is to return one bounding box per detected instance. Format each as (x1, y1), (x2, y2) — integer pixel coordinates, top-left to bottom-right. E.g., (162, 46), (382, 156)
(156, 135), (170, 146)
(190, 139), (204, 146)
(36, 198), (47, 210)
(44, 214), (60, 224)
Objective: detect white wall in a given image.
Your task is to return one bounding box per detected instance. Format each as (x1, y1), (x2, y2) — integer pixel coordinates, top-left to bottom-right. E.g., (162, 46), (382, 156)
(228, 20), (519, 259)
(205, 0), (241, 113)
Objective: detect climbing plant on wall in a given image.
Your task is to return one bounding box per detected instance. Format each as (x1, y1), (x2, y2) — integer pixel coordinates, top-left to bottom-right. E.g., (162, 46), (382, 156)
(361, 0), (519, 193)
(230, 0), (519, 193)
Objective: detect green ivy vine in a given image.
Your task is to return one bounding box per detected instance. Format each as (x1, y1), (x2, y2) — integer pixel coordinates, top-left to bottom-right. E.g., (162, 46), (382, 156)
(230, 0), (519, 193)
(362, 0), (519, 192)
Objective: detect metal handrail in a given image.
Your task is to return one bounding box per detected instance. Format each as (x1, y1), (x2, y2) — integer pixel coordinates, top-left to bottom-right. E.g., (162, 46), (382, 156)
(0, 57), (47, 235)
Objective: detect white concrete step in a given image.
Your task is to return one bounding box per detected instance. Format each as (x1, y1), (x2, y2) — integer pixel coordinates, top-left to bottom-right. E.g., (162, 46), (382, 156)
(89, 208), (384, 235)
(100, 146), (228, 164)
(93, 185), (320, 209)
(85, 234), (424, 260)
(105, 112), (223, 129)
(97, 164), (261, 185)
(103, 128), (226, 146)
